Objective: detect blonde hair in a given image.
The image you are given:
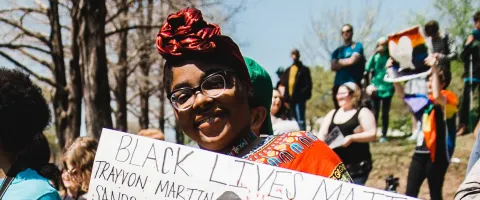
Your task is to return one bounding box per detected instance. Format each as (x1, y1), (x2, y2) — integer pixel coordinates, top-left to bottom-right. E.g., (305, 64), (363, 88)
(63, 137), (98, 193)
(341, 82), (362, 108)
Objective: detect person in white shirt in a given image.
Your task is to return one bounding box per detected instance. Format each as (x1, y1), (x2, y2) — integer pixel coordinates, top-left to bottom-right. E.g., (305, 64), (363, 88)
(270, 89), (300, 135)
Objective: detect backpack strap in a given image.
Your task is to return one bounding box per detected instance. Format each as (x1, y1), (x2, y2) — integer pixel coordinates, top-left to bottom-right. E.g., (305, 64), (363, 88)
(0, 176), (15, 199)
(0, 163), (20, 199)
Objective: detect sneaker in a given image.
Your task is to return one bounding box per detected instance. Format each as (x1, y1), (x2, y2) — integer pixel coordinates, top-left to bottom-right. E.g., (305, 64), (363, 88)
(379, 137), (388, 143)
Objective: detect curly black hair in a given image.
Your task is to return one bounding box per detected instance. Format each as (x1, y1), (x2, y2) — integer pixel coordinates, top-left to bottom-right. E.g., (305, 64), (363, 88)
(0, 68), (51, 154)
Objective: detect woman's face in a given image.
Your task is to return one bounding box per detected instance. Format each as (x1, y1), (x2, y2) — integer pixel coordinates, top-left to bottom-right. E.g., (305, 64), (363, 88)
(271, 90), (282, 115)
(62, 162), (80, 189)
(378, 40), (388, 52)
(169, 61), (251, 151)
(336, 86), (352, 108)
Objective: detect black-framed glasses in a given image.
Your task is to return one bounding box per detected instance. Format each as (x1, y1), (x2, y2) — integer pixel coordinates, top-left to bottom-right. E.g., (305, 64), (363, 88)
(169, 71), (233, 111)
(342, 29), (352, 34)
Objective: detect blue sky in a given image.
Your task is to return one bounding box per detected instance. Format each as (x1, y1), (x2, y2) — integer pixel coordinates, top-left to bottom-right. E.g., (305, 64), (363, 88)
(228, 0), (432, 84)
(0, 0), (435, 140)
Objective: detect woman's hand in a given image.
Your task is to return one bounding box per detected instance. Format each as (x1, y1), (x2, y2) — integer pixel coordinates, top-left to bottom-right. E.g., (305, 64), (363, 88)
(424, 54), (439, 68)
(386, 58), (394, 68)
(342, 135), (353, 147)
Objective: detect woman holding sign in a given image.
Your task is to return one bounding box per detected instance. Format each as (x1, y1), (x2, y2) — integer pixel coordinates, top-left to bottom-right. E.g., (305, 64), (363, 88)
(318, 82), (377, 185)
(156, 8), (351, 182)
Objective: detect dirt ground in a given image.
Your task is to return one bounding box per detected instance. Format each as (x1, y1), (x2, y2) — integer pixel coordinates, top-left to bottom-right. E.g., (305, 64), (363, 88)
(365, 134), (476, 200)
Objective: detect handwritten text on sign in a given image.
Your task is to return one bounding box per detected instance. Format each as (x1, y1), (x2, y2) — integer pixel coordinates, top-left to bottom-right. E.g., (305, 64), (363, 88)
(88, 129), (416, 200)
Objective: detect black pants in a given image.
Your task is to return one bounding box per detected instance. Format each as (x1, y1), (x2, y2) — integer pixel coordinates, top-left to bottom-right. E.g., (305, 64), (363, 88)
(459, 82), (480, 126)
(372, 95), (392, 137)
(406, 153), (449, 200)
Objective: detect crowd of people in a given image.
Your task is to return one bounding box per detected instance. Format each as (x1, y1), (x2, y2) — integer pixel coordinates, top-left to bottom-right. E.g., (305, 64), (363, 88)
(1, 6), (480, 200)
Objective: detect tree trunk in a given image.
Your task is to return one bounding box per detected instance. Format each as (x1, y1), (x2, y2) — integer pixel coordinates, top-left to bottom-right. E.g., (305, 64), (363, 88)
(48, 0), (82, 149)
(65, 0), (83, 147)
(158, 61), (165, 132)
(139, 53), (149, 129)
(138, 0), (154, 129)
(47, 0), (67, 148)
(79, 0), (112, 139)
(112, 0), (129, 132)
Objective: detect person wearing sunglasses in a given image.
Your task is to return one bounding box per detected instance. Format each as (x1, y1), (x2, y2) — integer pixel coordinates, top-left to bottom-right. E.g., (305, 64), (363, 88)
(156, 7), (351, 182)
(0, 68), (61, 200)
(331, 24), (366, 109)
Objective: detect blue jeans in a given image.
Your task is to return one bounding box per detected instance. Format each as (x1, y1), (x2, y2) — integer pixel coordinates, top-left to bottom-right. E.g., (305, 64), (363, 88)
(293, 102), (306, 130)
(467, 132), (480, 174)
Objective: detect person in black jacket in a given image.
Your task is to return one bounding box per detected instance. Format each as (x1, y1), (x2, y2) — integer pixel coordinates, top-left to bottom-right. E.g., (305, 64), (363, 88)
(280, 49), (313, 130)
(458, 11), (480, 136)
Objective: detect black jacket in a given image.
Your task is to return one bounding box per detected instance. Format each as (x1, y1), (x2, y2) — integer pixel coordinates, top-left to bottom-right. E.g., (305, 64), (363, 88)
(462, 39), (480, 79)
(280, 61), (313, 103)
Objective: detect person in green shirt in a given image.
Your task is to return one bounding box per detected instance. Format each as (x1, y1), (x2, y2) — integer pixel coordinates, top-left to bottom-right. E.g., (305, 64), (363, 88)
(365, 37), (394, 143)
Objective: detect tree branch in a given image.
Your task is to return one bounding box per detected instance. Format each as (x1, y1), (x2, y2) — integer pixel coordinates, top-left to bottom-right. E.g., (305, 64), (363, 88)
(0, 17), (50, 45)
(0, 43), (51, 54)
(105, 24), (163, 37)
(0, 7), (46, 15)
(105, 0), (136, 24)
(0, 50), (56, 87)
(17, 48), (53, 71)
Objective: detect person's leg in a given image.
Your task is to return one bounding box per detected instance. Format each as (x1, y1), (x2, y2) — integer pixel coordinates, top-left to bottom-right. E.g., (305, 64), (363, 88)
(294, 102), (306, 131)
(468, 132), (480, 174)
(459, 81), (473, 134)
(426, 159), (449, 200)
(381, 96), (392, 138)
(332, 85), (340, 109)
(406, 153), (428, 197)
(371, 94), (380, 122)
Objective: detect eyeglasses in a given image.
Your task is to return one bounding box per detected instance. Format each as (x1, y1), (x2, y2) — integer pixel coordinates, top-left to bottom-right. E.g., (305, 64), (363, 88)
(169, 71), (233, 111)
(342, 29), (352, 34)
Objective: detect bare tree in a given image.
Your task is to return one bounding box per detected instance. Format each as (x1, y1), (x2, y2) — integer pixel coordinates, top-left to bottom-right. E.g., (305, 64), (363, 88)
(109, 0), (132, 132)
(78, 0), (113, 138)
(0, 0), (82, 149)
(301, 2), (384, 65)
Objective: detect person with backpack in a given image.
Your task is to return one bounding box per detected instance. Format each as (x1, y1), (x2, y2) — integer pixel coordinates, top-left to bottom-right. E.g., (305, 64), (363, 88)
(0, 68), (61, 200)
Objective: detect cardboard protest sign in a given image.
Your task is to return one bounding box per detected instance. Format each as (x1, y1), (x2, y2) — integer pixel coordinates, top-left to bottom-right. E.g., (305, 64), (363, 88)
(88, 129), (416, 200)
(384, 26), (431, 82)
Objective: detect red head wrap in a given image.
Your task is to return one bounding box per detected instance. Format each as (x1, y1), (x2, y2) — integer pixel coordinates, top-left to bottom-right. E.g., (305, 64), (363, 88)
(156, 8), (251, 85)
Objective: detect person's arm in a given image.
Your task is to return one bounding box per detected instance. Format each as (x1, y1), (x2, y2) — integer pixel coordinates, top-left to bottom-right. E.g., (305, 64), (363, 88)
(336, 53), (361, 67)
(446, 35), (458, 60)
(318, 109), (336, 141)
(386, 57), (405, 99)
(426, 56), (446, 107)
(305, 68), (313, 100)
(346, 108), (377, 144)
(365, 55), (374, 72)
(330, 48), (340, 71)
(474, 120), (480, 139)
(337, 43), (364, 67)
